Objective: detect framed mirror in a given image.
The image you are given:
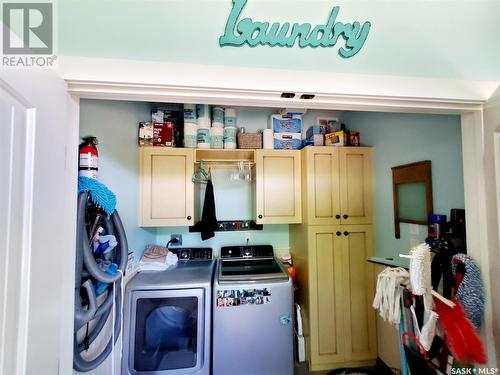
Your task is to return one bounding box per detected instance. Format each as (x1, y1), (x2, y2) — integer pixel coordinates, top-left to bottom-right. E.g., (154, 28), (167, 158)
(392, 160), (433, 238)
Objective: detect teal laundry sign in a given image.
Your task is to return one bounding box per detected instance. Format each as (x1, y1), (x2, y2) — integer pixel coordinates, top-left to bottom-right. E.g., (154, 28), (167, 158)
(219, 0), (371, 58)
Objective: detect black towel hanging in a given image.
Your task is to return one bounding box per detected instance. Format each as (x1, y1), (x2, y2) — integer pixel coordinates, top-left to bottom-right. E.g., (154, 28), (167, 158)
(199, 176), (217, 240)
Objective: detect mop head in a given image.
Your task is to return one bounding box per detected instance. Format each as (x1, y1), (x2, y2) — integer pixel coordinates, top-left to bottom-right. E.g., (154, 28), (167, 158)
(451, 253), (484, 330)
(434, 297), (487, 364)
(77, 176), (116, 217)
(409, 243), (432, 296)
(372, 267), (410, 325)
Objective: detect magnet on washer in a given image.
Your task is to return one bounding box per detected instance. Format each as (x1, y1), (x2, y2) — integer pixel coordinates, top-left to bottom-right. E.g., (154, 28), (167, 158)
(280, 314), (292, 326)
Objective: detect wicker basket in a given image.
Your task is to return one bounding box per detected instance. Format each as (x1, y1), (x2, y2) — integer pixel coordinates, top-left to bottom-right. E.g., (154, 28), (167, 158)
(237, 132), (262, 149)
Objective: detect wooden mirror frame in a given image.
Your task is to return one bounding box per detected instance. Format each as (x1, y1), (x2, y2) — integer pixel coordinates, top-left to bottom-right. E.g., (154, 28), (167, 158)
(392, 160), (433, 238)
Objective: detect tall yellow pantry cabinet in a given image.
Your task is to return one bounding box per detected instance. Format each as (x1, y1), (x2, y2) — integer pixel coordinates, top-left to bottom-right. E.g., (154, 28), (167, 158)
(291, 146), (377, 371)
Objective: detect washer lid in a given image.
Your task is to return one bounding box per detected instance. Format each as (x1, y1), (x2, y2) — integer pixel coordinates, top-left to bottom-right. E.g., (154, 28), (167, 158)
(218, 257), (288, 282)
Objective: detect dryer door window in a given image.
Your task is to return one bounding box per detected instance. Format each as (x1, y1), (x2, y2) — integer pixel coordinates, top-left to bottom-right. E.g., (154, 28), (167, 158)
(130, 289), (204, 373)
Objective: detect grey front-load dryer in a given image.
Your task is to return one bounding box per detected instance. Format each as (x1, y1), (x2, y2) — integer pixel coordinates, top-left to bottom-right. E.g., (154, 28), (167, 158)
(122, 248), (214, 375)
(212, 245), (294, 375)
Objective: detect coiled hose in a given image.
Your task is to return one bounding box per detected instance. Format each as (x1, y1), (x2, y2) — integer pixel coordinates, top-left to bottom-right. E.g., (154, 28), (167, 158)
(73, 192), (128, 372)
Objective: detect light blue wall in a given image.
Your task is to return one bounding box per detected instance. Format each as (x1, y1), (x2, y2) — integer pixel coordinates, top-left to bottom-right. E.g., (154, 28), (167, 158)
(340, 111), (464, 261)
(79, 100), (157, 258)
(59, 0), (500, 81)
(79, 100), (464, 264)
(79, 100), (291, 263)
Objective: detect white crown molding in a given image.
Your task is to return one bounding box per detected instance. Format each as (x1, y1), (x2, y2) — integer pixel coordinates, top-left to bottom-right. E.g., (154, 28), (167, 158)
(58, 56), (498, 113)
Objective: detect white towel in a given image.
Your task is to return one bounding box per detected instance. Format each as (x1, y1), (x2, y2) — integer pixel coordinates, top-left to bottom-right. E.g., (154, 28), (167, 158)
(137, 245), (178, 272)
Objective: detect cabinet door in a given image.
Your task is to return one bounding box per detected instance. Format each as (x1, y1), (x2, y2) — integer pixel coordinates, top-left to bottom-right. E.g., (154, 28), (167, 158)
(341, 225), (377, 362)
(304, 147), (341, 225)
(339, 148), (373, 224)
(307, 226), (345, 367)
(255, 150), (301, 224)
(140, 147), (195, 226)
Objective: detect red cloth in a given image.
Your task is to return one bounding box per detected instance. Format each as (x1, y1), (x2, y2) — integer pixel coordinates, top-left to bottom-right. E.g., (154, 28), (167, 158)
(433, 297), (487, 364)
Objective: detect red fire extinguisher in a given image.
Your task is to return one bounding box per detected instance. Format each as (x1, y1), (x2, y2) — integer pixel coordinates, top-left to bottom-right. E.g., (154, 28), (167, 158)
(79, 136), (98, 179)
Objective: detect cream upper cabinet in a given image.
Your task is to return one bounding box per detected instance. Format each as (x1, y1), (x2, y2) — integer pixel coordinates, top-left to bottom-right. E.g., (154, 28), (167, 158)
(339, 148), (373, 225)
(303, 147), (372, 225)
(255, 150), (302, 224)
(139, 147), (195, 227)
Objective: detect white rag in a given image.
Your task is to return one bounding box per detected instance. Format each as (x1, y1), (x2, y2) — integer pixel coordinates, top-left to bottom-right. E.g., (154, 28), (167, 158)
(137, 245), (178, 272)
(373, 267), (410, 325)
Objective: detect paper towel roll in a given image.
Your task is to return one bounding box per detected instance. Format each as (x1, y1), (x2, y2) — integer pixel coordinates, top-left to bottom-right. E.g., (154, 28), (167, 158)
(212, 106), (225, 127)
(197, 117), (211, 128)
(184, 123), (197, 148)
(210, 126), (224, 149)
(263, 129), (274, 149)
(183, 104), (196, 124)
(197, 126), (211, 149)
(223, 126), (237, 145)
(225, 108), (237, 127)
(196, 104), (211, 126)
(224, 125), (237, 149)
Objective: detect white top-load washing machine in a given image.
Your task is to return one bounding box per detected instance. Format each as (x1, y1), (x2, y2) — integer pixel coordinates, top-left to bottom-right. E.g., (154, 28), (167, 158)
(212, 245), (294, 375)
(122, 248), (214, 375)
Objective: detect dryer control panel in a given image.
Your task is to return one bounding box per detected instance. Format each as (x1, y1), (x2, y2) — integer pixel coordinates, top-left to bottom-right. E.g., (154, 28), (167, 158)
(169, 247), (213, 261)
(220, 245), (273, 259)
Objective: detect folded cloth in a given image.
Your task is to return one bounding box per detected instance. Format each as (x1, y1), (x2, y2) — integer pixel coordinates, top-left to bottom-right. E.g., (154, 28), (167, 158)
(77, 176), (116, 217)
(137, 245), (178, 272)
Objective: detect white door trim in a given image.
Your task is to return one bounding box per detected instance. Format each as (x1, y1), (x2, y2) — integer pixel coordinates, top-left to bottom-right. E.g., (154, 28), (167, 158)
(0, 79), (36, 375)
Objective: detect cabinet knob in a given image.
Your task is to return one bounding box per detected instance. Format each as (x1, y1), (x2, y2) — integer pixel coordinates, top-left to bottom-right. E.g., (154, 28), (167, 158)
(343, 231), (349, 236)
(335, 214), (341, 219)
(336, 231), (341, 236)
(258, 214), (263, 219)
(343, 214), (349, 219)
(187, 216), (192, 220)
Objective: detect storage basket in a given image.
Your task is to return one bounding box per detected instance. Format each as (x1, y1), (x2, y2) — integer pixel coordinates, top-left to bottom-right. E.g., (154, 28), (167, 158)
(237, 132), (262, 149)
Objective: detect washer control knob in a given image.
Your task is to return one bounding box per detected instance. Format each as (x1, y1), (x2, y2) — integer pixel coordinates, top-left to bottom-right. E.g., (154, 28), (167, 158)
(244, 248), (251, 257)
(181, 250), (189, 259)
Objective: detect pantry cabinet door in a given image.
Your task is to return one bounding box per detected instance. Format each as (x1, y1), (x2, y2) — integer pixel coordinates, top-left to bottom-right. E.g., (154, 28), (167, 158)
(304, 147), (341, 225)
(339, 148), (373, 224)
(307, 226), (345, 367)
(255, 150), (302, 224)
(341, 225), (377, 362)
(140, 147), (195, 226)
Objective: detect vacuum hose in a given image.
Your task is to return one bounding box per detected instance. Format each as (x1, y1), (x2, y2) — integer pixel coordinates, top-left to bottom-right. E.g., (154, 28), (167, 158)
(73, 191), (128, 372)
